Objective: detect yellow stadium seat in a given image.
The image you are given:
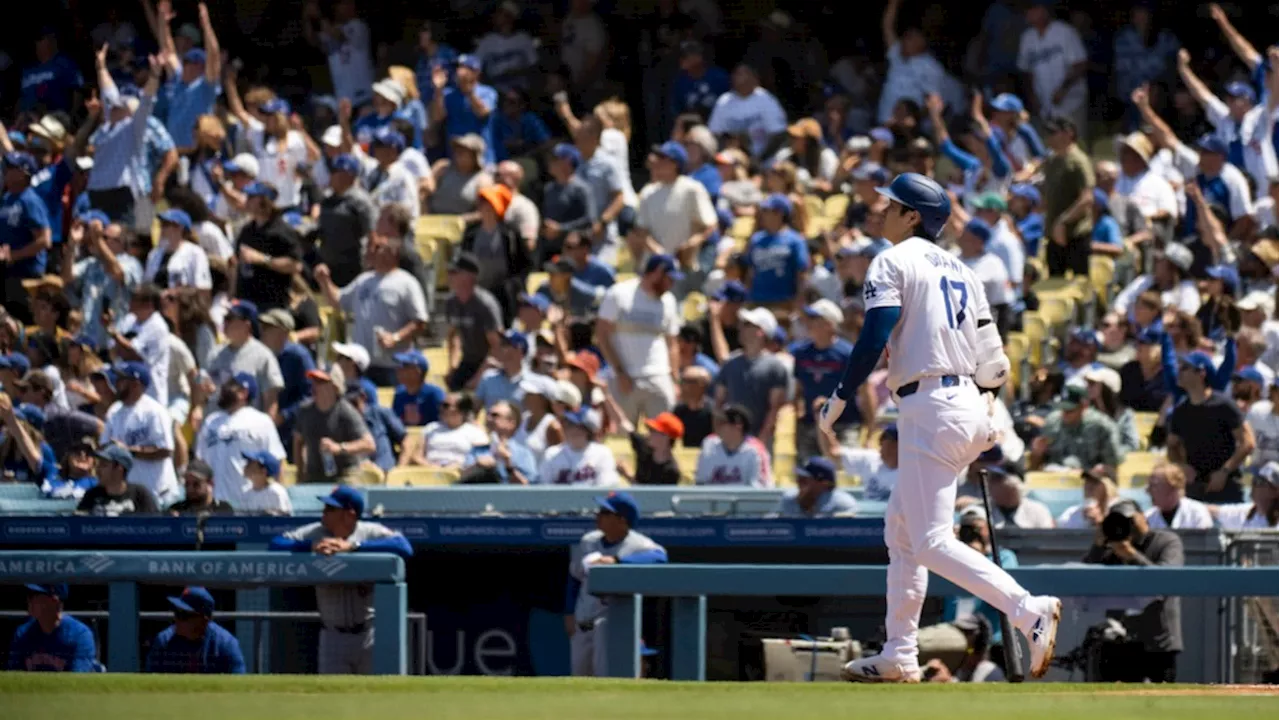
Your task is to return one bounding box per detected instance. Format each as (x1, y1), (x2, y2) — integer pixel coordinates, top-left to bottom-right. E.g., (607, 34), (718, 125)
(803, 195), (824, 221)
(1037, 296), (1075, 330)
(604, 434), (635, 464)
(424, 348), (449, 375)
(377, 387), (396, 408)
(615, 245), (635, 274)
(837, 471), (860, 489)
(280, 464), (298, 487)
(1027, 256), (1048, 283)
(526, 272), (548, 297)
(674, 446), (701, 482)
(730, 216), (756, 242)
(823, 194), (850, 224)
(616, 272), (637, 285)
(1118, 451), (1165, 487)
(386, 467), (459, 487)
(1089, 255), (1116, 305)
(414, 234), (435, 268)
(415, 215), (466, 244)
(1022, 313), (1049, 366)
(400, 428), (424, 463)
(682, 292), (707, 323)
(773, 453), (796, 487)
(1132, 412), (1158, 450)
(1025, 470), (1082, 489)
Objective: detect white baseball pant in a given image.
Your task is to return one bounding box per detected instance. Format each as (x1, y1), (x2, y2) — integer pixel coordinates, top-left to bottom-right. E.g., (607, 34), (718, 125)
(570, 616), (609, 677)
(880, 377), (1043, 668)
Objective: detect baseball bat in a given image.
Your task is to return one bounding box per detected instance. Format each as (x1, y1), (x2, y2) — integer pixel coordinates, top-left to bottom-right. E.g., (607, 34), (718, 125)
(978, 468), (1025, 683)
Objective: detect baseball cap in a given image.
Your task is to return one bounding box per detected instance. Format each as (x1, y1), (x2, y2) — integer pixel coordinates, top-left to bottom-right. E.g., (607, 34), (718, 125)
(1254, 462), (1279, 487)
(644, 412), (685, 441)
(157, 208), (193, 231)
(545, 257), (576, 274)
(260, 98), (291, 115)
(330, 342), (371, 373)
(1224, 81), (1257, 103)
(881, 423), (900, 441)
(710, 280), (747, 303)
(77, 209), (111, 226)
(1070, 328), (1100, 348)
(457, 54), (483, 72)
(970, 192), (1007, 212)
(306, 364), (347, 390)
(551, 142), (582, 168)
(595, 490), (640, 526)
(1010, 183), (1041, 206)
(259, 308), (296, 332)
(372, 126), (406, 151)
(242, 182), (279, 200)
(1205, 264), (1240, 294)
(223, 153), (260, 178)
(182, 48), (207, 65)
(758, 193), (794, 217)
(320, 124), (345, 148)
(851, 161), (888, 183)
(868, 127), (894, 145)
(517, 292), (551, 313)
(679, 40), (706, 57)
(242, 450), (281, 478)
(963, 219), (993, 244)
(643, 254), (685, 281)
(0, 353), (31, 376)
(331, 153), (362, 175)
(1054, 384), (1089, 411)
(564, 350), (600, 380)
(554, 380), (583, 411)
(1237, 290), (1274, 313)
(797, 457), (837, 483)
(1180, 351), (1216, 375)
(652, 141), (689, 172)
(320, 486), (365, 516)
(372, 79), (406, 106)
(803, 299), (844, 326)
(989, 93), (1024, 113)
(393, 350), (429, 372)
(226, 300), (260, 325)
(1158, 243), (1194, 273)
(15, 403), (45, 431)
(450, 253), (481, 275)
(95, 444), (135, 472)
(25, 583), (69, 600)
(226, 372), (258, 402)
(562, 408), (600, 432)
(168, 586), (215, 616)
(1195, 133), (1229, 157)
(1233, 367), (1266, 386)
(1082, 366), (1122, 394)
(112, 361), (152, 389)
(518, 374), (557, 398)
(1136, 327), (1163, 345)
(501, 329), (530, 356)
(737, 306), (779, 336)
(3, 151), (38, 175)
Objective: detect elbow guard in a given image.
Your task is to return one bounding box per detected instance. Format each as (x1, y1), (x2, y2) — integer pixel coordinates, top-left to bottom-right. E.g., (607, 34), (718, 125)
(974, 320), (1010, 389)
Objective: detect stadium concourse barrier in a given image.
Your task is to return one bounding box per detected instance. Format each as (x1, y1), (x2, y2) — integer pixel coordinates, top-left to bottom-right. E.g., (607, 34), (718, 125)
(588, 564), (1279, 681)
(0, 551), (408, 674)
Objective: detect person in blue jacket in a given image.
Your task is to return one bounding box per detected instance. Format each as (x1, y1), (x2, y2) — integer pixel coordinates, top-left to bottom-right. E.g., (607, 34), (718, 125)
(8, 583), (97, 672)
(391, 350), (445, 427)
(146, 587), (245, 674)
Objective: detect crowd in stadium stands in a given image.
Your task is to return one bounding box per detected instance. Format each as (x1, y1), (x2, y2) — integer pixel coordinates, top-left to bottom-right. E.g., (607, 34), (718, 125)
(0, 0), (1274, 535)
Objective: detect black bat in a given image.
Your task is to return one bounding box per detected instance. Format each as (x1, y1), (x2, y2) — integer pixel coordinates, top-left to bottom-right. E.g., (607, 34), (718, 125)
(978, 468), (1025, 683)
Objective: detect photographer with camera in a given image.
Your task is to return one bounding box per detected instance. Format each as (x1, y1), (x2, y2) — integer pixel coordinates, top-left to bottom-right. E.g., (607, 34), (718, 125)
(1081, 499), (1184, 682)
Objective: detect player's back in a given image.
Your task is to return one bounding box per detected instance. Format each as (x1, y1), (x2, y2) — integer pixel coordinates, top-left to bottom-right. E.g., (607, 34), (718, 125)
(863, 237), (986, 390)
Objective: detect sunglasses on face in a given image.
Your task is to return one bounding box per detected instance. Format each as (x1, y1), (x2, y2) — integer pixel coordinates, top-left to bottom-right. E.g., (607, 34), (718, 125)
(441, 402), (459, 410)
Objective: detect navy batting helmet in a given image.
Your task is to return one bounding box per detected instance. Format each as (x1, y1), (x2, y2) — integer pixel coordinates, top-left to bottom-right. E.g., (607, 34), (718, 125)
(876, 172), (952, 239)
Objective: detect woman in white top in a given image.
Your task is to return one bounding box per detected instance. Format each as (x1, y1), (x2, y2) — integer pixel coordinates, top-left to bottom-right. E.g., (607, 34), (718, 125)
(555, 97), (638, 206)
(166, 187), (235, 262)
(239, 451), (293, 516)
(402, 392), (488, 468)
(513, 376), (563, 466)
(145, 209), (213, 297)
(58, 336), (105, 411)
(1209, 462), (1279, 530)
(1057, 472), (1121, 529)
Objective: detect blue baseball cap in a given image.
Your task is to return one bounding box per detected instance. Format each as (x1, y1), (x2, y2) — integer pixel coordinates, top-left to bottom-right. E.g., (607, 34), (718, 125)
(70, 334), (98, 352)
(1136, 327), (1163, 345)
(1195, 133), (1229, 156)
(16, 403), (45, 431)
(868, 127), (894, 144)
(616, 205), (638, 237)
(758, 193), (794, 218)
(168, 586), (215, 616)
(711, 280), (747, 303)
(242, 182), (279, 200)
(798, 456), (837, 483)
(3, 151), (38, 175)
(1070, 328), (1100, 347)
(1010, 183), (1041, 206)
(158, 208), (192, 231)
(990, 93), (1024, 113)
(226, 300), (260, 323)
(1225, 81), (1257, 103)
(963, 219), (993, 244)
(457, 54), (482, 72)
(551, 142), (582, 169)
(260, 98), (291, 115)
(851, 161), (888, 183)
(230, 371), (259, 402)
(518, 292), (551, 313)
(0, 352), (31, 375)
(282, 211), (306, 229)
(242, 450), (281, 478)
(25, 583), (69, 600)
(331, 153), (362, 175)
(182, 48), (208, 65)
(652, 141), (688, 172)
(95, 444), (135, 472)
(112, 361), (152, 389)
(1180, 351), (1216, 375)
(320, 486), (366, 516)
(78, 209), (110, 226)
(1234, 367), (1266, 386)
(372, 126), (406, 151)
(643, 253), (685, 281)
(882, 423), (900, 441)
(8, 130), (26, 148)
(595, 490), (640, 526)
(1206, 264), (1240, 294)
(501, 329), (530, 356)
(393, 350), (429, 371)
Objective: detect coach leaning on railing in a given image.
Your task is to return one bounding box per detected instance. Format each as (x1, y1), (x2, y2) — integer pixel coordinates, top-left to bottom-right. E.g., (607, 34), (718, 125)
(268, 486), (412, 675)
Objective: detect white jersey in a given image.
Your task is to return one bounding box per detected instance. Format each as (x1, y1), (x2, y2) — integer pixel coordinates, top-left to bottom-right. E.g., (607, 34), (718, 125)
(325, 19), (375, 105)
(693, 435), (773, 487)
(1246, 400), (1278, 469)
(145, 241), (212, 290)
(839, 448), (897, 501)
(1215, 503), (1277, 530)
(706, 88), (788, 158)
(238, 481), (293, 515)
(862, 237), (990, 391)
(101, 395), (178, 502)
(1145, 498), (1214, 530)
(367, 161), (421, 218)
(246, 119), (309, 209)
(115, 312), (171, 407)
(959, 251), (1013, 307)
(537, 442), (620, 486)
(1017, 21), (1087, 120)
(195, 406), (288, 509)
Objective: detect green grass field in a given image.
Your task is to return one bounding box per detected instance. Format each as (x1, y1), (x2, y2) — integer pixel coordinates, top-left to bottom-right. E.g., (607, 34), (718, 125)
(1, 675), (1275, 720)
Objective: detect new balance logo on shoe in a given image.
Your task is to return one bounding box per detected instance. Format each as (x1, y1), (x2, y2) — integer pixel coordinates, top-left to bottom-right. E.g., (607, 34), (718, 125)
(862, 665), (880, 677)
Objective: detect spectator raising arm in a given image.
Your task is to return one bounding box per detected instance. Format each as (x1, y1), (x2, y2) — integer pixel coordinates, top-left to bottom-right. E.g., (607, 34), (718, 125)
(1175, 50), (1231, 124)
(881, 0), (901, 50)
(197, 3), (223, 85)
(1209, 3), (1262, 71)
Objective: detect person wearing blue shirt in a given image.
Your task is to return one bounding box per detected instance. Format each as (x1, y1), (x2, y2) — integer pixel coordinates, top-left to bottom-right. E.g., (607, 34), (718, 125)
(414, 22), (459, 104)
(492, 88), (552, 162)
(1090, 188), (1124, 255)
(161, 45), (222, 150)
(7, 583), (97, 672)
(20, 30), (84, 113)
(146, 587), (245, 674)
(27, 117), (88, 249)
(790, 300), (858, 458)
(259, 309), (314, 453)
(391, 350), (446, 427)
(430, 54), (498, 166)
(684, 125), (722, 200)
(1, 152), (54, 281)
(462, 399), (537, 484)
(475, 330), (529, 410)
(745, 194), (810, 305)
(1, 402), (60, 488)
(1009, 183), (1045, 256)
(670, 42), (730, 120)
(344, 385), (405, 471)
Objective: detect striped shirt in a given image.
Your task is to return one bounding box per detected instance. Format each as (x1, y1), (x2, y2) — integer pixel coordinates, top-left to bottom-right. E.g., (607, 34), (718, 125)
(88, 89), (157, 191)
(130, 116), (176, 197)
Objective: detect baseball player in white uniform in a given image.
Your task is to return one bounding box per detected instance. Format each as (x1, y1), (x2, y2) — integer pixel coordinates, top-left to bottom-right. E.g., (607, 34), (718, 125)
(819, 173), (1060, 682)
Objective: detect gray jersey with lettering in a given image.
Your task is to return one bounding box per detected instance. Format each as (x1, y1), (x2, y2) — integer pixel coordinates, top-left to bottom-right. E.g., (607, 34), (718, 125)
(281, 520), (400, 627)
(568, 529), (664, 625)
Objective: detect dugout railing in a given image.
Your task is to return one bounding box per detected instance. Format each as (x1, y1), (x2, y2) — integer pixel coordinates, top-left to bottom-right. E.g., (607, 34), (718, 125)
(1222, 531), (1280, 684)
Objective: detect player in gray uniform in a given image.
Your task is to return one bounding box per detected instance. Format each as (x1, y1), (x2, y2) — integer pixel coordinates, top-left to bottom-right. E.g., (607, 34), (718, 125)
(269, 487), (413, 674)
(564, 491), (668, 676)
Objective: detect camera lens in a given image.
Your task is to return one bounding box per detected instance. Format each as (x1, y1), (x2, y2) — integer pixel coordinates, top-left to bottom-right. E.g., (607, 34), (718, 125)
(1101, 511), (1133, 542)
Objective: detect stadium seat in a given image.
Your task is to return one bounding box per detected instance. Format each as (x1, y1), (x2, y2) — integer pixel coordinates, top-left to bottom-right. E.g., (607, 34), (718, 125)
(1132, 412), (1158, 450)
(1089, 255), (1116, 306)
(1118, 451), (1165, 487)
(604, 434), (636, 464)
(415, 215), (466, 290)
(280, 464), (298, 487)
(823, 194), (850, 225)
(385, 467), (460, 487)
(0, 498), (77, 514)
(347, 464), (387, 486)
(1022, 312), (1049, 366)
(773, 453), (796, 487)
(683, 292), (707, 323)
(424, 347), (449, 374)
(1024, 470), (1082, 489)
(1037, 295), (1075, 330)
(400, 429), (424, 462)
(616, 272), (637, 285)
(526, 272), (548, 296)
(0, 484), (42, 500)
(674, 446), (701, 482)
(377, 387), (396, 408)
(729, 216), (755, 242)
